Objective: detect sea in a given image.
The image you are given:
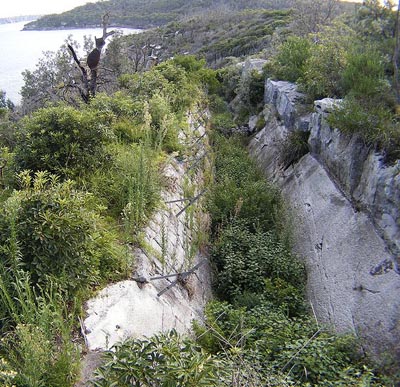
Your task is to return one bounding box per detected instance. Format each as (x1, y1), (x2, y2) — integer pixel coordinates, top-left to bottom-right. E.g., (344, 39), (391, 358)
(0, 21), (141, 104)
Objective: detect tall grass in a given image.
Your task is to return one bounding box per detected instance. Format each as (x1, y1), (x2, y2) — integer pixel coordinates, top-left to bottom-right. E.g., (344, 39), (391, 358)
(0, 197), (79, 387)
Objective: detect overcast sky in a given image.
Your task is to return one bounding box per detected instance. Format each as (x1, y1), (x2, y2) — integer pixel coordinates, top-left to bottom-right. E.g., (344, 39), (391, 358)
(0, 0), (92, 18)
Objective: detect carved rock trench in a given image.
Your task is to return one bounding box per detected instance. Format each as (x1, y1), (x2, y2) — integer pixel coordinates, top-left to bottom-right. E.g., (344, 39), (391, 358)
(249, 79), (400, 362)
(77, 111), (212, 384)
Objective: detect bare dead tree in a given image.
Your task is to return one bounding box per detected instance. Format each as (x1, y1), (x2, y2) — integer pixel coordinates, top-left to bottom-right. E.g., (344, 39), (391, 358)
(68, 13), (115, 103)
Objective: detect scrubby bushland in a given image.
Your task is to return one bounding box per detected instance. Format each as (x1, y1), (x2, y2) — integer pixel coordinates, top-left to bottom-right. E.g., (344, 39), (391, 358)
(0, 171), (127, 296)
(24, 0), (295, 30)
(266, 1), (400, 163)
(267, 36), (311, 83)
(207, 134), (281, 231)
(194, 301), (381, 386)
(196, 121), (389, 385)
(211, 219), (305, 308)
(14, 105), (113, 179)
(0, 55), (223, 386)
(91, 330), (222, 387)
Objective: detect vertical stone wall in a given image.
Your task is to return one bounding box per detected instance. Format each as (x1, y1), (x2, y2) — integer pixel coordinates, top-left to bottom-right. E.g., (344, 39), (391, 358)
(249, 79), (400, 362)
(83, 109), (212, 352)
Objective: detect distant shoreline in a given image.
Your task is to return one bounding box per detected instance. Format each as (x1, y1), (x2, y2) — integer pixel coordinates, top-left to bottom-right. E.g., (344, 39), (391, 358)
(0, 16), (39, 25)
(22, 24), (146, 32)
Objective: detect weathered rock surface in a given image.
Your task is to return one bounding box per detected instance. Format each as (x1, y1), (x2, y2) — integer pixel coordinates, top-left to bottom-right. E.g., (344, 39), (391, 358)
(264, 79), (305, 130)
(309, 103), (400, 261)
(238, 58), (268, 75)
(249, 79), (400, 361)
(84, 112), (211, 352)
(77, 112), (212, 385)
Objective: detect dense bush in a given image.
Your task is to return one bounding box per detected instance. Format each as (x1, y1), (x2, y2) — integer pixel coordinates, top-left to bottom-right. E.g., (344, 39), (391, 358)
(0, 275), (80, 387)
(14, 105), (113, 179)
(207, 134), (282, 231)
(341, 46), (389, 100)
(300, 23), (355, 99)
(211, 219), (305, 303)
(194, 301), (382, 386)
(328, 97), (400, 162)
(91, 330), (222, 386)
(269, 36), (311, 83)
(0, 171), (126, 295)
(279, 130), (310, 168)
(89, 143), (161, 235)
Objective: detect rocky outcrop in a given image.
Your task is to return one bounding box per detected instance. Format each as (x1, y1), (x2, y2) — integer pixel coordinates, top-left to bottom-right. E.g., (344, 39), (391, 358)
(309, 99), (400, 263)
(77, 111), (212, 385)
(249, 79), (400, 362)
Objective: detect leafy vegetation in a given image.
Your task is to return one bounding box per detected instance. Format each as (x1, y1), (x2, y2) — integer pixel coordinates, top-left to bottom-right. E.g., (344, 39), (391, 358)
(91, 330), (222, 386)
(95, 124), (392, 386)
(207, 134), (281, 231)
(1, 0), (400, 385)
(0, 55), (214, 385)
(268, 36), (311, 83)
(0, 172), (126, 296)
(24, 0), (295, 30)
(14, 106), (113, 179)
(266, 1), (400, 162)
(192, 116), (389, 385)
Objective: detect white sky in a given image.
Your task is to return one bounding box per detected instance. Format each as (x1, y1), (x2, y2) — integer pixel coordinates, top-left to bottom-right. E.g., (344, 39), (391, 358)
(0, 0), (93, 18)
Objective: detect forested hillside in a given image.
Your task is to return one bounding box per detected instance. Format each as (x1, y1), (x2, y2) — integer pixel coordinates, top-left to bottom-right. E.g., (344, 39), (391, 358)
(0, 0), (399, 385)
(23, 0), (294, 30)
(22, 0), (355, 30)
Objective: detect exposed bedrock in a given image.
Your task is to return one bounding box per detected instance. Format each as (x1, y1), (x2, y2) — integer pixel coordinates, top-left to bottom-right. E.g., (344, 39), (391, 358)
(249, 79), (400, 362)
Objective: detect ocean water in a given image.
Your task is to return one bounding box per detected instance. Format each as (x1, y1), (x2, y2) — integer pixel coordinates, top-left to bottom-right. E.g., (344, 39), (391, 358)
(0, 21), (141, 104)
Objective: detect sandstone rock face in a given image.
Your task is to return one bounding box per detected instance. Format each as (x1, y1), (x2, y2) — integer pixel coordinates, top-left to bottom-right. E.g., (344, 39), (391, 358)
(83, 111), (211, 352)
(264, 79), (304, 129)
(238, 58), (268, 75)
(249, 79), (400, 361)
(309, 99), (400, 260)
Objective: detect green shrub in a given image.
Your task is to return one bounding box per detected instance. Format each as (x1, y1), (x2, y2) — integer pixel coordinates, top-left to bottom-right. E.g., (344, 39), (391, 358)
(274, 334), (362, 384)
(210, 111), (236, 133)
(0, 147), (15, 201)
(171, 55), (220, 94)
(89, 91), (143, 121)
(207, 134), (281, 231)
(300, 22), (355, 99)
(14, 105), (113, 179)
(263, 277), (306, 317)
(195, 301), (380, 386)
(271, 36), (311, 82)
(89, 143), (161, 237)
(216, 65), (242, 103)
(0, 171), (126, 295)
(231, 69), (265, 122)
(148, 92), (181, 152)
(0, 262), (79, 386)
(342, 47), (389, 100)
(211, 219), (305, 302)
(328, 97), (400, 163)
(279, 130), (310, 168)
(120, 59), (201, 116)
(91, 330), (222, 386)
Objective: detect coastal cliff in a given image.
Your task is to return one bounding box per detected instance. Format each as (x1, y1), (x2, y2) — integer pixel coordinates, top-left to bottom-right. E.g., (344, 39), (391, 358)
(249, 79), (400, 361)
